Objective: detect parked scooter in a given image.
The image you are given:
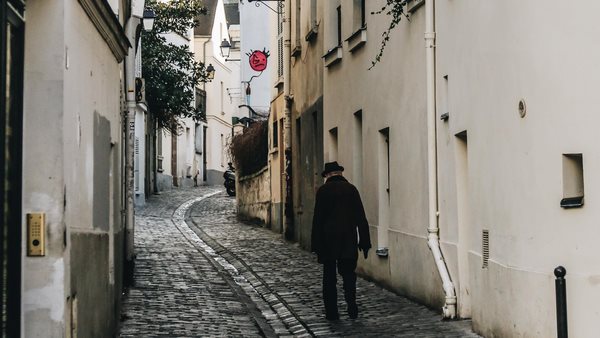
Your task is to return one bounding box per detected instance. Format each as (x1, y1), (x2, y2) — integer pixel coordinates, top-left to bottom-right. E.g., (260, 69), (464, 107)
(223, 163), (236, 196)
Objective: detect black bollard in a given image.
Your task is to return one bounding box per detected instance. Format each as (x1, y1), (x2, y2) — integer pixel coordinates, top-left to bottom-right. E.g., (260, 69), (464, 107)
(554, 266), (568, 338)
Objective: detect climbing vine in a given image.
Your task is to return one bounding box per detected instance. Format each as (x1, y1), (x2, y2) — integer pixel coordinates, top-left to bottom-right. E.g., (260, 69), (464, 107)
(370, 0), (409, 69)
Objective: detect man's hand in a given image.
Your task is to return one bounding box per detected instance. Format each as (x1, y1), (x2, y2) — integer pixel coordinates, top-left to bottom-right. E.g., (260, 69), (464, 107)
(358, 246), (369, 259)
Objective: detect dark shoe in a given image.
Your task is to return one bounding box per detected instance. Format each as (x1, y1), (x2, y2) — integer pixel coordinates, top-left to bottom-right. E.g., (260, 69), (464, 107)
(348, 304), (358, 319)
(325, 313), (340, 321)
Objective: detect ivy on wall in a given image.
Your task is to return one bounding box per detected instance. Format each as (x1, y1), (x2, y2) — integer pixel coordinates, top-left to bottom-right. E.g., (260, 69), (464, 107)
(229, 121), (269, 177)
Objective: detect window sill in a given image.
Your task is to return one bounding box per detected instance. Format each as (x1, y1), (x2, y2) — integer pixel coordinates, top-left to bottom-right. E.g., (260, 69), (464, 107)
(346, 26), (367, 53)
(305, 25), (318, 42)
(560, 196), (584, 208)
(291, 45), (302, 58)
(270, 147), (279, 155)
(323, 46), (342, 67)
(274, 76), (284, 89)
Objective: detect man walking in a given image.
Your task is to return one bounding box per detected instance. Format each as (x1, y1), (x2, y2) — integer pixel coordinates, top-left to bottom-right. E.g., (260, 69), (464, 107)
(311, 161), (371, 320)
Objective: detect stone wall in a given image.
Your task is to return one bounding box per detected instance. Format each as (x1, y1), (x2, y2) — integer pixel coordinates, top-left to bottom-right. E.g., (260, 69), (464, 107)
(237, 166), (270, 225)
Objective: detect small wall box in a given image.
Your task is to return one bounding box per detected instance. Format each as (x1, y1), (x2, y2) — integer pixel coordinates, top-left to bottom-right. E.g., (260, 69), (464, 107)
(27, 213), (45, 256)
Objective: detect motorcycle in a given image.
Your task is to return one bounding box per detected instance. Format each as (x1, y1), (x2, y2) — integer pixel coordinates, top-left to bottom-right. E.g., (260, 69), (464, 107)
(223, 163), (236, 196)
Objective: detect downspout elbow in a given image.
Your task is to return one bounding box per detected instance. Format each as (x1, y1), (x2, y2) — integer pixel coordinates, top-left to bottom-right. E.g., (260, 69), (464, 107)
(427, 232), (457, 319)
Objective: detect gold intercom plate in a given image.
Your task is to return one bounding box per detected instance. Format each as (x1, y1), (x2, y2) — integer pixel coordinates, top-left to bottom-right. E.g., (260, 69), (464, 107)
(27, 213), (45, 256)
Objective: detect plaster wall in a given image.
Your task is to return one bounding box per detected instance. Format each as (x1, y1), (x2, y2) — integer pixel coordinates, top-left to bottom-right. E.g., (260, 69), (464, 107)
(22, 0), (124, 335)
(435, 1), (600, 336)
(321, 0), (442, 309)
(237, 167), (271, 225)
(268, 95), (284, 233)
(289, 0), (324, 249)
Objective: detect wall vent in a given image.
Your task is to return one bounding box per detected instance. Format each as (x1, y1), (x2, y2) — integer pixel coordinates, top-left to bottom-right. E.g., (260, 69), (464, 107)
(482, 230), (490, 269)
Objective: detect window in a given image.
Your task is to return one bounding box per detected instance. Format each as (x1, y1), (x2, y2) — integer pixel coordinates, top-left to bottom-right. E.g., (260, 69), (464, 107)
(336, 5), (342, 46)
(272, 121), (279, 148)
(195, 88), (206, 121)
(328, 127), (338, 161)
(296, 117), (302, 160)
(305, 0), (318, 41)
(292, 0), (301, 56)
(277, 8), (284, 78)
(379, 127), (390, 193)
(378, 127), (390, 253)
(353, 110), (363, 191)
(561, 154), (584, 208)
(310, 0), (317, 28)
(353, 0), (366, 30)
(220, 81), (224, 114)
(361, 0), (366, 27)
(221, 133), (225, 167)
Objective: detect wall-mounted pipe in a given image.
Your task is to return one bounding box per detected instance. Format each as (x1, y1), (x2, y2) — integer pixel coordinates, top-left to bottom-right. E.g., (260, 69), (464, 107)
(425, 0), (457, 319)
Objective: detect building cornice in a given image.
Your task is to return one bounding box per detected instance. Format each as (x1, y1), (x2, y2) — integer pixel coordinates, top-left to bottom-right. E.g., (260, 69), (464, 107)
(78, 0), (131, 62)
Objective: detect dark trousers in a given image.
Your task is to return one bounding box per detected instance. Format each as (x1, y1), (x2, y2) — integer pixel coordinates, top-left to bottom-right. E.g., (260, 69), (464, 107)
(322, 258), (357, 316)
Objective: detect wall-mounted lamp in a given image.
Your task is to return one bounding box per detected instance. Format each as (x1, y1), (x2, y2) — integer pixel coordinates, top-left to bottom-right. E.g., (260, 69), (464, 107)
(219, 39), (240, 61)
(143, 9), (156, 32)
(220, 39), (231, 58)
(206, 64), (215, 80)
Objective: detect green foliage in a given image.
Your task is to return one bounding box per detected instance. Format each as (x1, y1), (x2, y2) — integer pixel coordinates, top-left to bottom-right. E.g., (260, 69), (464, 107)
(370, 0), (409, 69)
(229, 121), (269, 177)
(142, 0), (209, 133)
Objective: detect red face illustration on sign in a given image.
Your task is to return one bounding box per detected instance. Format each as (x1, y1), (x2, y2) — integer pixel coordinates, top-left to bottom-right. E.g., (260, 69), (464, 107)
(248, 49), (269, 72)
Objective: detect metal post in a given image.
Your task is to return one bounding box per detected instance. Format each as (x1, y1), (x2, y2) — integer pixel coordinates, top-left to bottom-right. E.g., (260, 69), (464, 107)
(554, 266), (568, 338)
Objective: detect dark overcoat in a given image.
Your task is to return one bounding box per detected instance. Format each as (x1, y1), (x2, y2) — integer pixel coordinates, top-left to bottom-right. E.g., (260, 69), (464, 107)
(311, 175), (371, 262)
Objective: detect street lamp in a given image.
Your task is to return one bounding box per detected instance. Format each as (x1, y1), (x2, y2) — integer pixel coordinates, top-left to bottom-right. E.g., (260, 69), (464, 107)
(206, 64), (215, 80)
(143, 9), (156, 32)
(220, 39), (231, 58)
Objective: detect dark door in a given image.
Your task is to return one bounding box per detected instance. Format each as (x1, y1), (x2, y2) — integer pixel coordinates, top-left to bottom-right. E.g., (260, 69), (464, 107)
(171, 133), (177, 186)
(1, 0), (25, 336)
(202, 126), (207, 182)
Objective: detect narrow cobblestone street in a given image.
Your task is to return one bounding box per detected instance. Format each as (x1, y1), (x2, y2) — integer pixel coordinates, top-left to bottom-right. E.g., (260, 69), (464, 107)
(118, 187), (480, 337)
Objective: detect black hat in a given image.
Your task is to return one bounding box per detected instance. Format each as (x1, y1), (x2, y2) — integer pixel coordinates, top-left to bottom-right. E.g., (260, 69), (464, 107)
(321, 161), (344, 177)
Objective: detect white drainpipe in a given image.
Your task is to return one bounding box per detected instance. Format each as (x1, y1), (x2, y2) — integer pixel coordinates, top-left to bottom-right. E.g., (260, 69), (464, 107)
(425, 0), (457, 319)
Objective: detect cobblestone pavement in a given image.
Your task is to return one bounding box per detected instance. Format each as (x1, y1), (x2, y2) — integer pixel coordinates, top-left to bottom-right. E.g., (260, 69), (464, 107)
(119, 186), (480, 337)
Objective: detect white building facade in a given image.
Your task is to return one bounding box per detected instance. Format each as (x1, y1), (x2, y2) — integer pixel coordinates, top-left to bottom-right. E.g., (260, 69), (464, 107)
(11, 0), (134, 336)
(276, 0), (600, 337)
(193, 0), (241, 186)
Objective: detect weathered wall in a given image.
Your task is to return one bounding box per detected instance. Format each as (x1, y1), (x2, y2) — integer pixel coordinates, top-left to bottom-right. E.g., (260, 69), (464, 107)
(22, 0), (125, 335)
(268, 94), (284, 234)
(289, 0), (325, 251)
(237, 166), (270, 225)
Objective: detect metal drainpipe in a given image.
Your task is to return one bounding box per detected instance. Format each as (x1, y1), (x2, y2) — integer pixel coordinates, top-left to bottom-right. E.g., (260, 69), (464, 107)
(283, 0), (293, 238)
(425, 0), (457, 319)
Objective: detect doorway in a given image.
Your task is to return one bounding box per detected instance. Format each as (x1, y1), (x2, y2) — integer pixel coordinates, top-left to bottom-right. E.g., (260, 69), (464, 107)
(1, 1), (25, 335)
(455, 130), (471, 317)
